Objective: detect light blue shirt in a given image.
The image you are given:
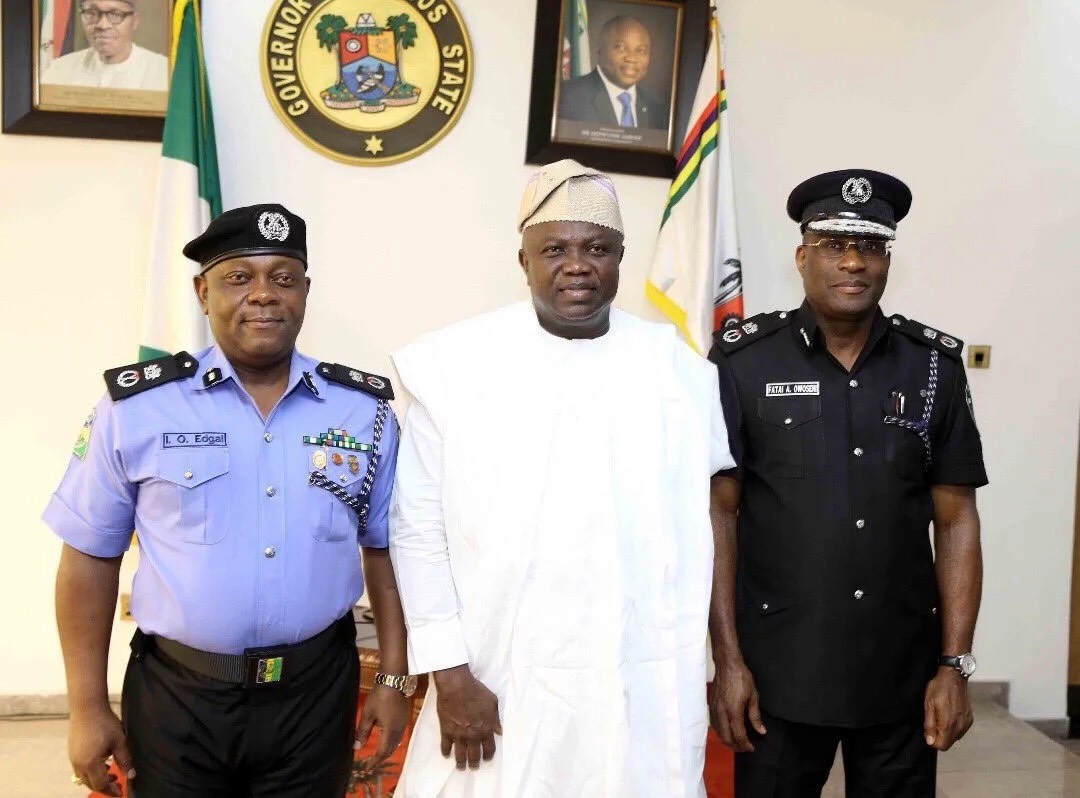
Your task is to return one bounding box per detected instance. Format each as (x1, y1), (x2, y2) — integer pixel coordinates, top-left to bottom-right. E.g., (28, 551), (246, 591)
(43, 345), (399, 654)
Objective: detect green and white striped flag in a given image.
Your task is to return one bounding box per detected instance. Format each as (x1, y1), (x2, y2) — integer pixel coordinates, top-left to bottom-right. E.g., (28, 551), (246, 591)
(139, 0), (221, 362)
(569, 0), (591, 77)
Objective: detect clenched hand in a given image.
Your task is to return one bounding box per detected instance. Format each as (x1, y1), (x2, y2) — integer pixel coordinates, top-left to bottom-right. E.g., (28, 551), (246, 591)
(68, 705), (135, 797)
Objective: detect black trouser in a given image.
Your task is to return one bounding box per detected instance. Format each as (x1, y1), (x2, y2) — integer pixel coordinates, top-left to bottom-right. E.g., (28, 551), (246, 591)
(735, 711), (936, 798)
(122, 619), (359, 798)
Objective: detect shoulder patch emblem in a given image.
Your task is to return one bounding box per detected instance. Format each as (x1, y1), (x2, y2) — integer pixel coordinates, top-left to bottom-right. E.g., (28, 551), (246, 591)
(317, 362), (395, 401)
(889, 315), (964, 359)
(72, 408), (96, 460)
(104, 352), (199, 401)
(713, 311), (792, 355)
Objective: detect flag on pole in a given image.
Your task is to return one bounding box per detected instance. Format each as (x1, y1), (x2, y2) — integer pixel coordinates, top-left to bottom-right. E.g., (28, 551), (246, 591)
(645, 10), (742, 354)
(39, 0), (75, 72)
(138, 0), (222, 362)
(39, 0), (54, 73)
(54, 0), (75, 57)
(561, 0), (592, 79)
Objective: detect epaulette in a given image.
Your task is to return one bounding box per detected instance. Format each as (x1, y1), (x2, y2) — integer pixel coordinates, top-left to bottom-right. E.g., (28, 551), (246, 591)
(317, 362), (395, 401)
(712, 311), (792, 354)
(104, 351), (199, 401)
(888, 315), (964, 359)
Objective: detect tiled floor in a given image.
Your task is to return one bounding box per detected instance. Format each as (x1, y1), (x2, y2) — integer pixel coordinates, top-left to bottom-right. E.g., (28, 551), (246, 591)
(1, 698), (1078, 797)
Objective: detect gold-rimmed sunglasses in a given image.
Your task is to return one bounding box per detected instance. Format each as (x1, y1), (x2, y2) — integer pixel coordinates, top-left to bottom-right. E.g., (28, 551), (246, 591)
(804, 237), (892, 261)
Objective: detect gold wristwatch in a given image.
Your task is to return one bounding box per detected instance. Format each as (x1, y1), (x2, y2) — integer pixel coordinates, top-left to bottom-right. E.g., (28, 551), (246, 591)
(374, 671), (418, 697)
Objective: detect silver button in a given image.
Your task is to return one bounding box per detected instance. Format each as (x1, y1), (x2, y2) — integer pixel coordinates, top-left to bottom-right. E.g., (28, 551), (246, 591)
(339, 474), (348, 483)
(849, 379), (859, 388)
(184, 470), (193, 480)
(856, 519), (866, 529)
(779, 312), (788, 319)
(854, 589), (865, 600)
(263, 432), (273, 443)
(265, 486), (276, 497)
(784, 417), (792, 425)
(761, 603), (769, 611)
(892, 318), (901, 326)
(264, 547), (276, 558)
(932, 606), (938, 615)
(853, 447), (864, 457)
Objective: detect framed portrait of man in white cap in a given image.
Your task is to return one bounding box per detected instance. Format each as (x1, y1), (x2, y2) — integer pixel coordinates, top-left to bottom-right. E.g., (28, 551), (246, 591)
(2, 0), (171, 141)
(525, 0), (709, 178)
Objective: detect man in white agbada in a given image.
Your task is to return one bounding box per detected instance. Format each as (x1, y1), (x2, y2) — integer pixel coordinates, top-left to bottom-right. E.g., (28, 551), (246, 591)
(42, 0), (167, 91)
(390, 159), (735, 797)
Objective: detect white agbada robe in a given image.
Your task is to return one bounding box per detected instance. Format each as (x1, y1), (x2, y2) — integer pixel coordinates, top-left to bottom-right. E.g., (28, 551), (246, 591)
(41, 44), (168, 90)
(390, 302), (734, 797)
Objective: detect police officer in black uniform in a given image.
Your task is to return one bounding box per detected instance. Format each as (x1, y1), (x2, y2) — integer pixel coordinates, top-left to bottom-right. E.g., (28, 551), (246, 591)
(707, 170), (987, 797)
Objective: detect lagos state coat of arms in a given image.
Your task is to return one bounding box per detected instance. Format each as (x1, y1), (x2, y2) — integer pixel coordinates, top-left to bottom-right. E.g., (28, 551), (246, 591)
(261, 0), (473, 165)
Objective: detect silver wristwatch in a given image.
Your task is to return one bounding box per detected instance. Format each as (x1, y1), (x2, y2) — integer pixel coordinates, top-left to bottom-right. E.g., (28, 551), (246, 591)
(939, 653), (977, 678)
(374, 671), (418, 697)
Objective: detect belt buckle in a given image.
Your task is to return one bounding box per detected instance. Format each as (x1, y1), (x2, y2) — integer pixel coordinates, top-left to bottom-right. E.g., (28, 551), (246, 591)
(243, 650), (286, 687)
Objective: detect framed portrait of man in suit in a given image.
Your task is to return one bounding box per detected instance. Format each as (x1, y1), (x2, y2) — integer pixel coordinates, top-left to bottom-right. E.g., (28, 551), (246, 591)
(525, 0), (708, 178)
(2, 0), (170, 141)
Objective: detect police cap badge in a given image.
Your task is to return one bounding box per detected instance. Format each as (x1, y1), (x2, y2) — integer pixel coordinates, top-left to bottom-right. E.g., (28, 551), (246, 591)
(183, 203), (308, 274)
(786, 169), (912, 241)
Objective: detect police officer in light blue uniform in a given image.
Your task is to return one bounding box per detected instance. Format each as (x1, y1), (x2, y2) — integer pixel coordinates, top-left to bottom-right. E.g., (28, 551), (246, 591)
(45, 204), (414, 798)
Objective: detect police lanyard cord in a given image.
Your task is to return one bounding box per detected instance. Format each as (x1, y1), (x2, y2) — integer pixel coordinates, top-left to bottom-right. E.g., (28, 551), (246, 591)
(883, 349), (938, 469)
(355, 398), (389, 538)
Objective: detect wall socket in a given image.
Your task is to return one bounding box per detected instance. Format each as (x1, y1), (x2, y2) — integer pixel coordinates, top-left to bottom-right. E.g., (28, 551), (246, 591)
(968, 345), (991, 369)
(118, 593), (133, 621)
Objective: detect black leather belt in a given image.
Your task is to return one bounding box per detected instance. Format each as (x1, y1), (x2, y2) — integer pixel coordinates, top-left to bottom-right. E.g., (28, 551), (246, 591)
(143, 614), (352, 688)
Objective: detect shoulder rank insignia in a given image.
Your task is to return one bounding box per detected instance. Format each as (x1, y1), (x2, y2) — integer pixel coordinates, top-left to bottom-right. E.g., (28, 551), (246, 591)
(712, 311), (792, 354)
(317, 362), (395, 401)
(104, 352), (199, 401)
(889, 315), (964, 359)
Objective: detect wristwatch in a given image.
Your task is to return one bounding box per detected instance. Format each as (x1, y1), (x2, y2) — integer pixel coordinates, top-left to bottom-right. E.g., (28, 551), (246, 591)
(374, 671), (418, 697)
(939, 653), (977, 678)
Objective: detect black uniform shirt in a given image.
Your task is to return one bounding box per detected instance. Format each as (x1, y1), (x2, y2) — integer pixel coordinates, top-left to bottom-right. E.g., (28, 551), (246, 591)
(709, 301), (988, 727)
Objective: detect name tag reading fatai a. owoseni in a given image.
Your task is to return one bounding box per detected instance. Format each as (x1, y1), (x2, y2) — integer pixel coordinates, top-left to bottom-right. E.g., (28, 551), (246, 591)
(765, 382), (820, 397)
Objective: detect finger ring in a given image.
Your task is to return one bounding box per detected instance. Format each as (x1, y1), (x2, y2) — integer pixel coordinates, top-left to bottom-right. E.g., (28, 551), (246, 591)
(70, 774), (86, 786)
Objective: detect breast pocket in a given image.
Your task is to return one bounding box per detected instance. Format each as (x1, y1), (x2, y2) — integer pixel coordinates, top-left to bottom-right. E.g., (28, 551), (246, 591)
(885, 423), (926, 480)
(154, 449), (230, 544)
(312, 456), (367, 543)
(754, 398), (823, 478)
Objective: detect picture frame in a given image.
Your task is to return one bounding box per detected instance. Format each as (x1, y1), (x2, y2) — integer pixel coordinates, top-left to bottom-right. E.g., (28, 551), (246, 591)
(525, 0), (708, 179)
(2, 0), (172, 141)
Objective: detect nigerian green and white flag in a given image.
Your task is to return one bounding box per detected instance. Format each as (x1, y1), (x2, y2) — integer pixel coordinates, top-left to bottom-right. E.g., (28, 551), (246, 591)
(139, 0), (221, 362)
(568, 0), (591, 77)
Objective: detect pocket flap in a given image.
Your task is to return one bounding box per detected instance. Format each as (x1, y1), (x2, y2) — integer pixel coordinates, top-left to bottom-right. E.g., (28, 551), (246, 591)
(758, 397), (822, 430)
(319, 455), (367, 489)
(898, 576), (939, 617)
(156, 449), (229, 488)
(741, 581), (797, 616)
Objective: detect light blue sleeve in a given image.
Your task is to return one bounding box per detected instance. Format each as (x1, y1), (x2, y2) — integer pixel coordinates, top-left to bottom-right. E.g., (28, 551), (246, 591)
(42, 394), (136, 557)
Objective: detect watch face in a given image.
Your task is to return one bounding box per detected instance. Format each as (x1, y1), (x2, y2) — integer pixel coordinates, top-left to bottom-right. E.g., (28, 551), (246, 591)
(959, 653), (977, 677)
(403, 675), (418, 697)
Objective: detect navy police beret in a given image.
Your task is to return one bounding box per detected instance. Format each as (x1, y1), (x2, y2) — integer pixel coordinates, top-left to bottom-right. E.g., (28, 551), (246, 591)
(786, 169), (912, 240)
(183, 203), (307, 273)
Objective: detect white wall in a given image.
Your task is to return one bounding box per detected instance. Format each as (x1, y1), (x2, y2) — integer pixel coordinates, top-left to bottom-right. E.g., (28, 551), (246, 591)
(1, 0), (1077, 720)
